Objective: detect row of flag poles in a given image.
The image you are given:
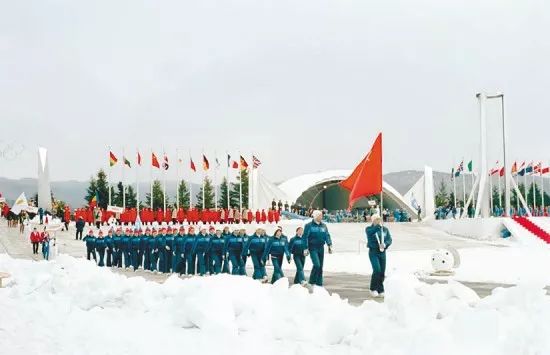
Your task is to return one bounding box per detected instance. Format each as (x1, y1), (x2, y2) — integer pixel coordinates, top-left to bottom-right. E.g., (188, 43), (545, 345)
(107, 150), (262, 212)
(451, 159), (550, 212)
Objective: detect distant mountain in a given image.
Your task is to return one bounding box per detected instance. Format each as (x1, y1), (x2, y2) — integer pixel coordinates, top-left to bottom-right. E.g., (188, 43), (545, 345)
(1, 170), (545, 207)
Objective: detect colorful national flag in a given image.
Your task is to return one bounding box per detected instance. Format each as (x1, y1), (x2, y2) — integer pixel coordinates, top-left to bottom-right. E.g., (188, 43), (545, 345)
(123, 156), (131, 168)
(451, 168), (455, 180)
(511, 161), (518, 176)
(533, 162), (542, 174)
(203, 155), (210, 171)
(109, 151), (118, 167)
(518, 161), (527, 176)
(542, 167), (550, 175)
(340, 133), (383, 208)
(489, 161), (500, 176)
(190, 158), (197, 172)
(455, 161), (464, 177)
(137, 152), (142, 166)
(232, 161), (239, 169)
(152, 153), (160, 169)
(90, 191), (99, 208)
(240, 156), (248, 169)
(499, 167), (505, 177)
(525, 161), (534, 175)
(252, 155), (262, 169)
(162, 154), (169, 170)
(227, 154), (231, 167)
(467, 160), (473, 172)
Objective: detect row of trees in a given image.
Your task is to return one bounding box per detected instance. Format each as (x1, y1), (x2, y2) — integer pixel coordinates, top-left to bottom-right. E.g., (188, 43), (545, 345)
(435, 180), (550, 208)
(84, 169), (250, 210)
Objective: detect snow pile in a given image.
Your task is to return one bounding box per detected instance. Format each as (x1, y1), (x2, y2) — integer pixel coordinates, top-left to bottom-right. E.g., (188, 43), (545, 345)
(1, 255), (550, 355)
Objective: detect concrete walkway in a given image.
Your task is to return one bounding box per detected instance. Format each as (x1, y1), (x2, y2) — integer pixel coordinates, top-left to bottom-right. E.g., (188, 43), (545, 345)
(0, 220), (540, 305)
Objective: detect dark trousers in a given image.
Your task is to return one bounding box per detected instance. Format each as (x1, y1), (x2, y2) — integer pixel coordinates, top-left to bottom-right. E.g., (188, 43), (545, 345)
(250, 253), (266, 280)
(196, 252), (207, 276)
(87, 247), (97, 262)
(144, 250), (151, 271)
(97, 248), (105, 267)
(293, 254), (306, 284)
(175, 253), (186, 274)
(369, 250), (386, 293)
(76, 230), (83, 240)
(172, 252), (181, 273)
(158, 250), (166, 273)
(210, 252), (223, 274)
(32, 242), (39, 254)
(150, 252), (158, 271)
(241, 255), (248, 276)
(166, 250), (173, 273)
(309, 248), (325, 286)
(124, 250), (132, 268)
(186, 253), (196, 275)
(270, 255), (284, 284)
(222, 257), (230, 273)
(106, 249), (112, 267)
(228, 252), (244, 275)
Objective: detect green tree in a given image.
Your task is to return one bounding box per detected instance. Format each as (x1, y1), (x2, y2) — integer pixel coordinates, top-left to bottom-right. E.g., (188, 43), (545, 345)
(84, 169), (110, 209)
(113, 182), (124, 207)
(491, 186), (501, 209)
(177, 180), (190, 209)
(435, 180), (448, 207)
(126, 185), (138, 208)
(527, 182), (542, 207)
(195, 176), (215, 209)
(218, 177), (231, 209)
(230, 169), (249, 209)
(145, 180), (164, 209)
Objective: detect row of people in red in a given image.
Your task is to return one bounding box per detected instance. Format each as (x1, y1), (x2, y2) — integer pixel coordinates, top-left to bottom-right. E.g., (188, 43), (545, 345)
(71, 207), (282, 224)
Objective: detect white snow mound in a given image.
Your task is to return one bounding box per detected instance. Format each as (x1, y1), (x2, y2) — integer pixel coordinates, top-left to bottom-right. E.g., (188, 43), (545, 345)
(1, 254), (549, 355)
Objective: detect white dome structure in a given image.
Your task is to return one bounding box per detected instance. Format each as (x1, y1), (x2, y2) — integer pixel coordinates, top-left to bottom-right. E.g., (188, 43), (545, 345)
(275, 170), (417, 216)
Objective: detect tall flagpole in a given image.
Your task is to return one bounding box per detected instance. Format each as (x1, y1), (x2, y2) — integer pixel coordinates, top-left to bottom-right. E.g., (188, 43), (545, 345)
(453, 172), (457, 208)
(470, 171), (476, 208)
(214, 152), (218, 210)
(150, 149), (154, 210)
(461, 161), (466, 207)
(108, 147), (112, 207)
(136, 149), (140, 213)
(189, 151), (193, 208)
(176, 149), (180, 210)
(498, 168), (504, 208)
(239, 154), (243, 212)
(531, 171), (537, 213)
(541, 168), (545, 211)
(489, 173), (494, 216)
(226, 153), (230, 209)
(163, 150), (167, 213)
(202, 151), (206, 210)
(122, 147), (126, 209)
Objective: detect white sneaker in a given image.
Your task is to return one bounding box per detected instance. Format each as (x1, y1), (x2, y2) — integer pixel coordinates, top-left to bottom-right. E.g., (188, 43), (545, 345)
(370, 290), (379, 297)
(378, 292), (385, 298)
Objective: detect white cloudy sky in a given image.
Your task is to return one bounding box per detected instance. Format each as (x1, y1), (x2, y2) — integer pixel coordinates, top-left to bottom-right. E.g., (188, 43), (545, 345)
(1, 0), (549, 184)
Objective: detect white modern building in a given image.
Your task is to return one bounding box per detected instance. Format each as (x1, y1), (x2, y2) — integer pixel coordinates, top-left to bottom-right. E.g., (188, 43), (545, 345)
(37, 146), (52, 212)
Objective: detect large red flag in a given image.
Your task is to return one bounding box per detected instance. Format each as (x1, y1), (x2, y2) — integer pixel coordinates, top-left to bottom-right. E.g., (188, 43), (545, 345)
(340, 133), (383, 208)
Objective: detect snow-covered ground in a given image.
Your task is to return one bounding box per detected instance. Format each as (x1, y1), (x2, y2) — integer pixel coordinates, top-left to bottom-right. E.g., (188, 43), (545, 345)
(1, 254), (550, 355)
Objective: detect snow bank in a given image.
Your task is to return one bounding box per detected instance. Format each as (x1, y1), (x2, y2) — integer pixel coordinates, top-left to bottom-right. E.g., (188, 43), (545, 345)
(1, 254), (550, 355)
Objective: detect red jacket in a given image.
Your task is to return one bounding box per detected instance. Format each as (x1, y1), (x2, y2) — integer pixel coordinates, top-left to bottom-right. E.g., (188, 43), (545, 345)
(30, 231), (41, 243)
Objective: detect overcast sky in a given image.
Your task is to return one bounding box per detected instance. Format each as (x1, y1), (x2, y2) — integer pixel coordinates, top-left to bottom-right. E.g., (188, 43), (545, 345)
(1, 0), (549, 184)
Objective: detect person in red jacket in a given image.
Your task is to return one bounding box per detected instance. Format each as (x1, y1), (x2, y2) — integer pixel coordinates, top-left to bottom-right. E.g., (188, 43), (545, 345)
(156, 208), (163, 224)
(177, 208), (184, 223)
(247, 210), (253, 224)
(255, 210), (261, 224)
(261, 209), (267, 223)
(30, 227), (41, 254)
(64, 206), (71, 231)
(267, 209), (274, 224)
(165, 208), (172, 223)
(274, 209), (280, 223)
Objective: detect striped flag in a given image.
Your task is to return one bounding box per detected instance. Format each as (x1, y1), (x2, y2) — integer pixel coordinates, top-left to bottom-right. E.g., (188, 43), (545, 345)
(162, 154), (169, 170)
(511, 161), (518, 176)
(203, 154), (210, 171)
(109, 151), (118, 167)
(123, 156), (131, 168)
(518, 161), (527, 176)
(455, 160), (464, 177)
(489, 161), (500, 176)
(190, 158), (196, 172)
(252, 155), (262, 169)
(137, 152), (142, 166)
